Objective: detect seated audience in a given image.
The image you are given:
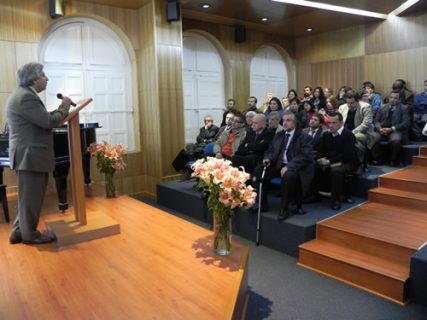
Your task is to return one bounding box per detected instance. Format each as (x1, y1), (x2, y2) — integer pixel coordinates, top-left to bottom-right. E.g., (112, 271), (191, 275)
(372, 90), (411, 166)
(215, 111), (235, 139)
(214, 113), (247, 159)
(392, 79), (414, 108)
(319, 96), (339, 125)
(186, 115), (219, 159)
(267, 111), (284, 134)
(315, 112), (358, 210)
(253, 111), (314, 220)
(414, 80), (427, 109)
(264, 97), (284, 122)
(324, 87), (334, 99)
(303, 113), (325, 152)
(220, 98), (238, 126)
(362, 81), (382, 114)
(246, 96), (259, 114)
(338, 90), (374, 169)
(289, 98), (308, 128)
(312, 86), (326, 110)
(302, 100), (316, 121)
(245, 111), (256, 133)
(232, 114), (274, 174)
(287, 89), (298, 102)
(337, 86), (352, 106)
(301, 86), (313, 102)
(282, 97), (289, 110)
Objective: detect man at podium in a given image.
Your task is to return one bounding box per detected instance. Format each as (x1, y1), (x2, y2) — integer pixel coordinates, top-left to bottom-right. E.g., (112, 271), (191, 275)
(6, 62), (72, 245)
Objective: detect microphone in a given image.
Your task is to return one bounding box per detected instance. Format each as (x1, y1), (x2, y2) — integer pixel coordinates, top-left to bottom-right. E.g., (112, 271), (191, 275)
(56, 93), (76, 107)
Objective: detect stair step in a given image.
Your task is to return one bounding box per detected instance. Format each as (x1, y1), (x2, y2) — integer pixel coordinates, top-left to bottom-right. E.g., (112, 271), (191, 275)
(413, 156), (427, 166)
(421, 147), (427, 157)
(369, 187), (427, 212)
(299, 240), (408, 304)
(320, 202), (427, 250)
(380, 167), (427, 194)
(317, 224), (415, 267)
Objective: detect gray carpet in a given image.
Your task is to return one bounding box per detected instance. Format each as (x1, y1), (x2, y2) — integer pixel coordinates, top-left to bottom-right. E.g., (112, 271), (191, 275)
(139, 198), (427, 320)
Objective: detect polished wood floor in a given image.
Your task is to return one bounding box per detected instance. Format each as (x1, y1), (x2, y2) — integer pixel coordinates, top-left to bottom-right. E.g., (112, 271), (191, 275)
(299, 148), (427, 304)
(0, 186), (248, 319)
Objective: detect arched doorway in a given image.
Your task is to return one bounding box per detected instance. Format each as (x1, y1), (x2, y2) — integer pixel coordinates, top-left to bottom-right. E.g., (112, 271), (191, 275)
(250, 46), (288, 106)
(39, 18), (135, 150)
(183, 33), (225, 143)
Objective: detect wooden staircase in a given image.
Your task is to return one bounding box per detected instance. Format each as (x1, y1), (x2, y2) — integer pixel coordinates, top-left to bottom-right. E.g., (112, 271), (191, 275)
(299, 146), (427, 304)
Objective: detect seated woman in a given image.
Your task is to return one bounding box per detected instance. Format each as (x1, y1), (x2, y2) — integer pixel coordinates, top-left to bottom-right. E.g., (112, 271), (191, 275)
(289, 98), (308, 128)
(302, 100), (316, 122)
(264, 97), (284, 122)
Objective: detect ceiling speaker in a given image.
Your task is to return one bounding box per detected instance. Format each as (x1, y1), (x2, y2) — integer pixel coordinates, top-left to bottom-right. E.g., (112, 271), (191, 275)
(234, 26), (246, 43)
(167, 1), (180, 22)
(49, 0), (64, 19)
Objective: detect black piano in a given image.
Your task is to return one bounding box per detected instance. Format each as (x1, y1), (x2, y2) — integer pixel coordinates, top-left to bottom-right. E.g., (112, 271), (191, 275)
(0, 123), (100, 212)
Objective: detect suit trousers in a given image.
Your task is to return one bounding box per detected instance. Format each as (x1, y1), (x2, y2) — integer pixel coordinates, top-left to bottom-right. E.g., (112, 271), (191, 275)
(281, 170), (301, 209)
(11, 170), (49, 241)
(316, 163), (353, 202)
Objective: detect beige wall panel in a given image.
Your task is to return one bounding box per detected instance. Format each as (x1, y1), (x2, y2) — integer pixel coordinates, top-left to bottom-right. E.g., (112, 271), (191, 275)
(0, 0), (14, 41)
(157, 44), (183, 90)
(0, 41), (17, 92)
(296, 63), (312, 94)
(12, 0), (50, 42)
(0, 92), (11, 127)
(15, 42), (38, 69)
(296, 25), (365, 64)
(366, 12), (427, 55)
(71, 1), (140, 50)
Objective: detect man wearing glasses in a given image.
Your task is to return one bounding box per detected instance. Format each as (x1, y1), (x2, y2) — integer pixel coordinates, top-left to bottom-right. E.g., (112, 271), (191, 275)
(214, 114), (247, 159)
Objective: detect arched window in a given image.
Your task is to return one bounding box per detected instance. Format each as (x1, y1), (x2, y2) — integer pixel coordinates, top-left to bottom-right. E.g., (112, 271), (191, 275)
(183, 33), (225, 143)
(39, 18), (135, 150)
(250, 46), (288, 105)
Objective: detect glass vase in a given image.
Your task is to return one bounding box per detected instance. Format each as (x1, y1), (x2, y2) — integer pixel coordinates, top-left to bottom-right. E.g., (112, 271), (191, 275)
(104, 171), (116, 198)
(213, 213), (232, 256)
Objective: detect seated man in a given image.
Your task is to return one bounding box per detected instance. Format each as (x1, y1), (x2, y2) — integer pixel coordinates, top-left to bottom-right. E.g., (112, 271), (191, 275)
(267, 111), (284, 135)
(221, 98), (238, 126)
(232, 114), (274, 174)
(372, 90), (411, 166)
(186, 115), (219, 159)
(362, 81), (382, 115)
(414, 79), (427, 124)
(245, 111), (256, 133)
(214, 113), (246, 159)
(338, 90), (374, 170)
(315, 112), (358, 210)
(303, 113), (325, 153)
(253, 110), (314, 220)
(215, 111), (235, 140)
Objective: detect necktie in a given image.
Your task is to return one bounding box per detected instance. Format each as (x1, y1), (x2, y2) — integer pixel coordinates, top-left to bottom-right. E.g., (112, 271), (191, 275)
(275, 133), (290, 170)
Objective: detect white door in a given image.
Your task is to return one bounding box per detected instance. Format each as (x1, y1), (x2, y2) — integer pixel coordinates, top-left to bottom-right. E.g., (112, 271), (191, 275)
(250, 46), (288, 105)
(39, 18), (135, 150)
(183, 34), (224, 143)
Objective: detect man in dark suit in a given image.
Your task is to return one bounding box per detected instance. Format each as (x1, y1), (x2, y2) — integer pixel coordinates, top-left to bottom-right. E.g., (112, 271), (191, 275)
(253, 110), (314, 220)
(372, 90), (411, 166)
(232, 114), (274, 174)
(316, 112), (358, 210)
(6, 62), (71, 244)
(186, 115), (219, 159)
(303, 113), (325, 153)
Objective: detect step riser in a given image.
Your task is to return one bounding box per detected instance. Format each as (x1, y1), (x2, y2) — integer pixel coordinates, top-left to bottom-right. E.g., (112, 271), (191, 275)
(412, 157), (427, 167)
(317, 226), (414, 266)
(369, 191), (427, 212)
(380, 178), (427, 194)
(299, 249), (407, 303)
(421, 148), (427, 157)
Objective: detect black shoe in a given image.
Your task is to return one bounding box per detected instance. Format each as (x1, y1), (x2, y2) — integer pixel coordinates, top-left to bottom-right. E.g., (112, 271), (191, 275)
(277, 208), (289, 221)
(344, 197), (355, 204)
(331, 200), (341, 210)
(22, 233), (54, 245)
(9, 232), (22, 244)
(293, 207), (307, 215)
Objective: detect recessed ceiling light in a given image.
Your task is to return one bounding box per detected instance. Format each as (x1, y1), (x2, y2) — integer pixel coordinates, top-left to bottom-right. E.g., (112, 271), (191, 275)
(201, 4), (211, 9)
(261, 17), (269, 22)
(272, 0), (388, 19)
(306, 28), (313, 32)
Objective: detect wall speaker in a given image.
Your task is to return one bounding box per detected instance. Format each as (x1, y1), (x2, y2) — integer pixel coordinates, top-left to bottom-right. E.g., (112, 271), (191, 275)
(167, 1), (180, 22)
(234, 26), (246, 43)
(49, 0), (64, 19)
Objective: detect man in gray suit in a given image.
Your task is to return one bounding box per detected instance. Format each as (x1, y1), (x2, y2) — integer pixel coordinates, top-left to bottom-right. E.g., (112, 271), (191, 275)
(6, 62), (72, 244)
(372, 90), (411, 166)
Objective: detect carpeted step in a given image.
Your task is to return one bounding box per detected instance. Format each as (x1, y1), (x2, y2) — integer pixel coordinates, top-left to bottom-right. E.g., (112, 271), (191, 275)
(299, 239), (408, 304)
(421, 147), (427, 157)
(412, 155), (427, 167)
(369, 187), (427, 212)
(379, 166), (427, 194)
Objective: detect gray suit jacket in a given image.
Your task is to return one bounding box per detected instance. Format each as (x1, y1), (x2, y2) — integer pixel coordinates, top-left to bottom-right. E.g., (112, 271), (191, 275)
(374, 103), (411, 136)
(6, 86), (69, 172)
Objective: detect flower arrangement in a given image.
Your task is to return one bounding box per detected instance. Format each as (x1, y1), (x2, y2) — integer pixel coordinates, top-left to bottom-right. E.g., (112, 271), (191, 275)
(192, 157), (257, 255)
(88, 141), (127, 197)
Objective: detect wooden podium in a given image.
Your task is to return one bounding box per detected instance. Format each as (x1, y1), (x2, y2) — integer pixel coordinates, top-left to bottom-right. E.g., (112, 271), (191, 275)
(46, 99), (120, 246)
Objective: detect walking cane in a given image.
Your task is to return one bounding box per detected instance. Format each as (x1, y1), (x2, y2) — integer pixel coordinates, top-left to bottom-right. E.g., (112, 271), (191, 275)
(256, 165), (267, 246)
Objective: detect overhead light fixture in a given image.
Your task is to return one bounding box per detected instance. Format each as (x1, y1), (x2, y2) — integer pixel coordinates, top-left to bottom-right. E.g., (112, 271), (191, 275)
(272, 0), (388, 19)
(261, 17), (269, 22)
(306, 28), (313, 32)
(389, 0), (419, 16)
(201, 4), (211, 9)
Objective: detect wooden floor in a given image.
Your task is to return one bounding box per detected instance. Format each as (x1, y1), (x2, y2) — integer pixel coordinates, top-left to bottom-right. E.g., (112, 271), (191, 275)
(299, 147), (427, 304)
(0, 186), (248, 319)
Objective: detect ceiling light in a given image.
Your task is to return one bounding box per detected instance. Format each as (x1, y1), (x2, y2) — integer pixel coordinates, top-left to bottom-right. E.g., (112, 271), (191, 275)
(272, 0), (388, 19)
(261, 17), (269, 22)
(306, 28), (313, 32)
(389, 0), (419, 16)
(201, 4), (211, 9)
